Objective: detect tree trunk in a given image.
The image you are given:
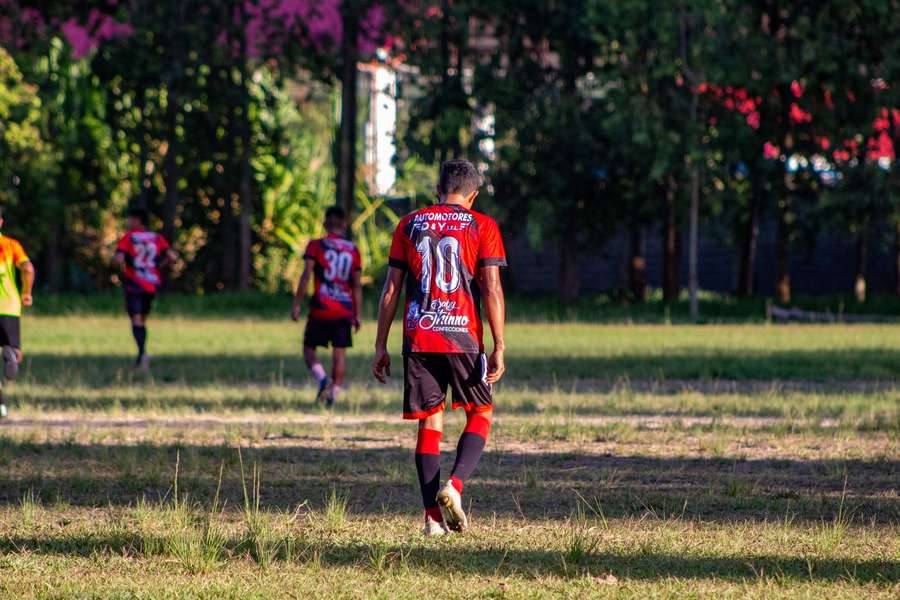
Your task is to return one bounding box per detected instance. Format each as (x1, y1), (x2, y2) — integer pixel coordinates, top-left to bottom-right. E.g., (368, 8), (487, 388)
(336, 4), (359, 225)
(854, 224), (868, 303)
(736, 196), (759, 295)
(162, 101), (179, 244)
(558, 230), (580, 304)
(238, 36), (252, 290)
(661, 180), (680, 301)
(896, 220), (900, 297)
(628, 226), (646, 301)
(688, 164), (699, 319)
(775, 198), (791, 304)
(44, 213), (63, 292)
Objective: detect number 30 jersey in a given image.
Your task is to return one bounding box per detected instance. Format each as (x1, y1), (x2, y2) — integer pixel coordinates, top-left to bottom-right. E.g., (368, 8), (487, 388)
(303, 234), (362, 321)
(116, 230), (171, 294)
(388, 203), (506, 354)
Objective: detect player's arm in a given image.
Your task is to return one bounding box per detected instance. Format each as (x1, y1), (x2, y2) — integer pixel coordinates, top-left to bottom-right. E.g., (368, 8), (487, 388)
(114, 250), (127, 271)
(481, 265), (506, 384)
(159, 247), (177, 269)
(17, 260), (35, 307)
(372, 266), (404, 383)
(351, 268), (363, 332)
(291, 258), (315, 322)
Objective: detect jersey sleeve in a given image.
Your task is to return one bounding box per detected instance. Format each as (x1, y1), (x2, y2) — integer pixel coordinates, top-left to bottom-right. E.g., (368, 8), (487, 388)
(302, 240), (318, 262)
(156, 234), (171, 252)
(388, 218), (410, 271)
(116, 235), (133, 256)
(11, 240), (29, 266)
(353, 246), (362, 272)
(477, 216), (507, 268)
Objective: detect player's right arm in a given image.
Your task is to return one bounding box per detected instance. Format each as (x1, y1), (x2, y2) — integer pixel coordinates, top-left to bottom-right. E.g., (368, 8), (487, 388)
(291, 258), (315, 322)
(372, 266), (404, 383)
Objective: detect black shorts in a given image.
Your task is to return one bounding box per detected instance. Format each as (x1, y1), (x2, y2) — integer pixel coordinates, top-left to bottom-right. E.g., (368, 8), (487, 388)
(0, 316), (21, 349)
(304, 318), (352, 349)
(125, 291), (155, 317)
(403, 352), (493, 420)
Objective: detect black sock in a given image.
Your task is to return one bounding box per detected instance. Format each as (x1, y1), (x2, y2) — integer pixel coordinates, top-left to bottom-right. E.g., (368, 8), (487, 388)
(415, 428), (442, 513)
(450, 414), (492, 489)
(132, 325), (147, 356)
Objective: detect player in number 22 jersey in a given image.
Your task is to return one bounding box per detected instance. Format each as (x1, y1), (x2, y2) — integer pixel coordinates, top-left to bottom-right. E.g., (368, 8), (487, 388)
(115, 208), (176, 371)
(372, 159), (507, 537)
(292, 206), (362, 407)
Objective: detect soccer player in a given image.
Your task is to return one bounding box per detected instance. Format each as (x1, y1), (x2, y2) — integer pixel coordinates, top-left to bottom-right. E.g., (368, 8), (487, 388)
(372, 159), (507, 536)
(0, 207), (35, 419)
(291, 206), (362, 407)
(114, 208), (176, 371)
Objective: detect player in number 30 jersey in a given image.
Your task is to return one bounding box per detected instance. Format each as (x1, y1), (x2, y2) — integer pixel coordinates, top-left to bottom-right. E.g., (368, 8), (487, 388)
(292, 206), (362, 407)
(372, 159), (507, 537)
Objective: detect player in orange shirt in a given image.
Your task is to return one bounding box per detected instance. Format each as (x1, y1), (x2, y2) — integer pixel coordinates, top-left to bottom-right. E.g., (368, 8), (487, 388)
(0, 207), (36, 418)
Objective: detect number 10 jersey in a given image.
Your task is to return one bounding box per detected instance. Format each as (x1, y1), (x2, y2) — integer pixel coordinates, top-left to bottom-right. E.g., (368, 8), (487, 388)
(388, 203), (506, 354)
(303, 234), (362, 321)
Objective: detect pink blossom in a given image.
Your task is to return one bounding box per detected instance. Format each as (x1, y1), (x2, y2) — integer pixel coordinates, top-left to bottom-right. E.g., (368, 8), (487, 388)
(789, 103), (811, 123)
(746, 111), (760, 129)
(790, 80), (803, 98)
(763, 142), (780, 160)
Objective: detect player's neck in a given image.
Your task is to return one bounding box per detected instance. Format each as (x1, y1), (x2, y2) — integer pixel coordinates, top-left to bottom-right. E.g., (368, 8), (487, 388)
(438, 194), (472, 210)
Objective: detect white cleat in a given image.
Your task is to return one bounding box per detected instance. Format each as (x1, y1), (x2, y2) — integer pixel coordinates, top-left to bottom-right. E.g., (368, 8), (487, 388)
(2, 346), (18, 381)
(436, 482), (468, 533)
(422, 514), (450, 537)
(136, 353), (151, 373)
(0, 403), (7, 419)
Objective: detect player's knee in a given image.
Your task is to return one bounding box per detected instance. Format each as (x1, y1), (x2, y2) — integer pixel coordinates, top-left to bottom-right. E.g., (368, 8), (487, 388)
(14, 348), (23, 364)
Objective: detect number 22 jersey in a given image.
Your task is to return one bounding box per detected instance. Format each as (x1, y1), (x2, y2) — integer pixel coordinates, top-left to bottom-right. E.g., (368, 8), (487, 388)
(388, 203), (506, 354)
(303, 234), (362, 321)
(116, 230), (171, 294)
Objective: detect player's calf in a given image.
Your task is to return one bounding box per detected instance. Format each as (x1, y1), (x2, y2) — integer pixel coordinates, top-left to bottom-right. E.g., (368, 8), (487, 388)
(2, 346), (20, 381)
(438, 411), (492, 531)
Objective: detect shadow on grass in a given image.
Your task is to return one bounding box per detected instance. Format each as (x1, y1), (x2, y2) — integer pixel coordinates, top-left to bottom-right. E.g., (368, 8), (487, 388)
(1, 532), (898, 583)
(16, 347), (900, 390)
(0, 440), (896, 524)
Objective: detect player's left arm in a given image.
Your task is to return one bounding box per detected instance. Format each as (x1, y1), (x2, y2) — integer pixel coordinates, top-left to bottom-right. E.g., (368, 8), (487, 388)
(17, 259), (35, 307)
(481, 265), (506, 384)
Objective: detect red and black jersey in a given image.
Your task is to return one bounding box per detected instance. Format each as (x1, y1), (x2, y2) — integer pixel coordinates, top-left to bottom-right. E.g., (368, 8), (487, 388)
(388, 203), (506, 354)
(116, 230), (171, 294)
(303, 234), (362, 321)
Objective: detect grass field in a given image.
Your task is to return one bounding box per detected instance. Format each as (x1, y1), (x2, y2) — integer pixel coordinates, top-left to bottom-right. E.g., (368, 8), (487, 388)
(0, 313), (898, 598)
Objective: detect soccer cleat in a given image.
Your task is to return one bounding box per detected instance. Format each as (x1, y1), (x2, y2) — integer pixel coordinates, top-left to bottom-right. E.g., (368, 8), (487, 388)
(2, 346), (18, 381)
(135, 353), (151, 373)
(422, 514), (450, 537)
(436, 481), (468, 532)
(316, 377), (332, 405)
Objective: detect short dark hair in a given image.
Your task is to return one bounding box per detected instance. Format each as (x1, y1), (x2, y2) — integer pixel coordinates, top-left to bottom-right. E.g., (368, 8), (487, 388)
(325, 205), (346, 222)
(127, 207), (148, 225)
(438, 159), (481, 196)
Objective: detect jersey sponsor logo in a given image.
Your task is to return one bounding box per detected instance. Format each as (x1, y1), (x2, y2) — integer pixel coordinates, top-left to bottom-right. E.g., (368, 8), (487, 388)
(411, 211), (473, 233)
(406, 299), (470, 334)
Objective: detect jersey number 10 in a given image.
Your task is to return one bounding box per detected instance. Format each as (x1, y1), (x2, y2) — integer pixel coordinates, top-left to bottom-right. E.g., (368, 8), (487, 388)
(416, 236), (461, 294)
